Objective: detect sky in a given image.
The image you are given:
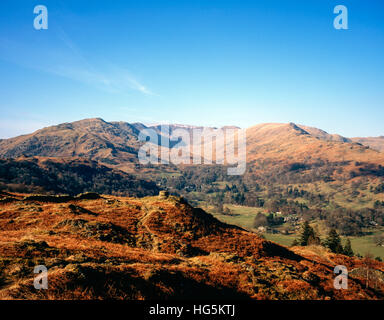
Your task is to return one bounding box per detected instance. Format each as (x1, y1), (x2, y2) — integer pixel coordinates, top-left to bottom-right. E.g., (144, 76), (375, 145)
(0, 0), (383, 138)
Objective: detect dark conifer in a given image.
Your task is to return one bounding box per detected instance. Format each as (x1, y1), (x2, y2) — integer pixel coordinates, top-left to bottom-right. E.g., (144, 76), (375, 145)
(343, 239), (354, 257)
(325, 228), (343, 253)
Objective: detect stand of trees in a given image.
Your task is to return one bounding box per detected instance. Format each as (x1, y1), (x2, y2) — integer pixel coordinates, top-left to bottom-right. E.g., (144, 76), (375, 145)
(292, 223), (354, 257)
(0, 159), (159, 197)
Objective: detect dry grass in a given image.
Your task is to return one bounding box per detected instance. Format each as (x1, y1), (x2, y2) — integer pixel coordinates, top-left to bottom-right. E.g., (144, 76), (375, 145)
(0, 192), (383, 300)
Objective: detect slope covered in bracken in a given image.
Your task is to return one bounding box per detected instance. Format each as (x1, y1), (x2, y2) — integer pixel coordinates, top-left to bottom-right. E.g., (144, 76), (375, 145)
(352, 137), (384, 153)
(0, 192), (383, 300)
(246, 123), (384, 165)
(0, 118), (144, 169)
(244, 123), (384, 201)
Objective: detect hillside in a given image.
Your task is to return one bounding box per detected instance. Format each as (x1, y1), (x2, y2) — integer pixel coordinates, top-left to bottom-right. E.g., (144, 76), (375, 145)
(243, 122), (384, 194)
(0, 118), (144, 170)
(246, 123), (384, 164)
(296, 124), (351, 143)
(352, 137), (384, 152)
(0, 192), (383, 300)
(0, 157), (159, 197)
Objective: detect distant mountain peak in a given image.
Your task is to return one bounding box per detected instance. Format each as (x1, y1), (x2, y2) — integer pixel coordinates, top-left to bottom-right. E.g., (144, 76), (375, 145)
(288, 122), (310, 135)
(295, 124), (351, 143)
(0, 119), (383, 170)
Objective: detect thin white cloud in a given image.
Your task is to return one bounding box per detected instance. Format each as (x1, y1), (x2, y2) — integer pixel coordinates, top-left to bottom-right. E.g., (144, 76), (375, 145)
(54, 28), (155, 95)
(46, 64), (155, 95)
(123, 76), (154, 95)
(0, 28), (155, 96)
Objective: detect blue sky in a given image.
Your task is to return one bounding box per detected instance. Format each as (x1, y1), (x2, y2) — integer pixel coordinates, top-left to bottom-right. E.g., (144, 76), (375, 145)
(0, 0), (383, 138)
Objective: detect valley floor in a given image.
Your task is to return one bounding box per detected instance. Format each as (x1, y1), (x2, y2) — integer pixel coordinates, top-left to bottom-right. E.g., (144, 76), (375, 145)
(202, 203), (384, 260)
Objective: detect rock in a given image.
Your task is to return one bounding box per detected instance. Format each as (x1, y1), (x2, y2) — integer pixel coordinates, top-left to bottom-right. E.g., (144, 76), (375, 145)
(159, 191), (169, 199)
(75, 192), (101, 200)
(68, 204), (97, 216)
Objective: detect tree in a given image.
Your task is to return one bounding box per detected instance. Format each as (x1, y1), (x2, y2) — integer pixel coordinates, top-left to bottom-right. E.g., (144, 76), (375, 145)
(343, 239), (354, 257)
(253, 212), (268, 228)
(299, 221), (319, 246)
(223, 206), (232, 216)
(307, 233), (321, 245)
(217, 202), (224, 213)
(362, 253), (375, 289)
(373, 234), (384, 247)
(266, 213), (275, 226)
(324, 229), (344, 254)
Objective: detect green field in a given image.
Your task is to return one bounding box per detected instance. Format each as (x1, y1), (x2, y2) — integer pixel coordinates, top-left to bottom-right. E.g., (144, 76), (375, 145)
(263, 233), (296, 247)
(349, 233), (384, 259)
(202, 203), (263, 230)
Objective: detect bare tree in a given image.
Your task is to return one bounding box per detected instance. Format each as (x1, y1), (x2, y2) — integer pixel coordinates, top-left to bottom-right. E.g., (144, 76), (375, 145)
(373, 234), (384, 247)
(362, 253), (375, 289)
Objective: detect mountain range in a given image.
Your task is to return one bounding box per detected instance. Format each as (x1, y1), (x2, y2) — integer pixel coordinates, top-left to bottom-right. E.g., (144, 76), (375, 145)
(1, 118), (383, 168)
